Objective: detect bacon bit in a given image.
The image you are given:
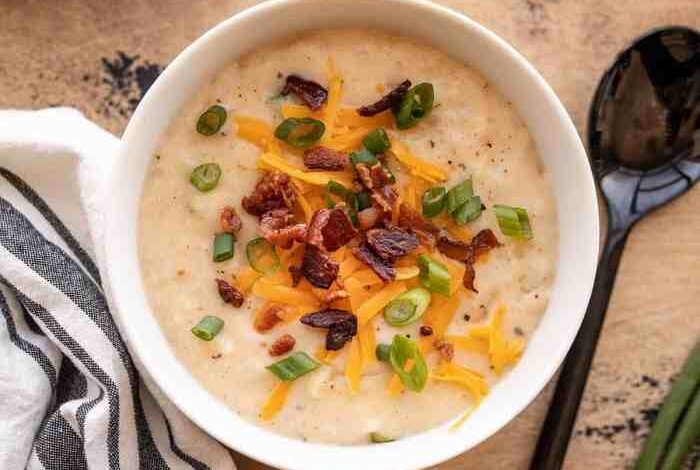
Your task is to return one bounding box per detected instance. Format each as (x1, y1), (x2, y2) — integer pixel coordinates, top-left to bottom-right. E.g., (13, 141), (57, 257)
(259, 209), (307, 249)
(322, 289), (349, 306)
(397, 203), (440, 246)
(366, 227), (420, 261)
(370, 163), (392, 188)
(420, 325), (434, 336)
(216, 279), (244, 307)
(300, 308), (357, 350)
(301, 245), (339, 289)
(269, 334), (296, 356)
(220, 206), (242, 233)
(434, 339), (455, 362)
(371, 186), (398, 216)
(242, 171), (296, 217)
(303, 146), (349, 171)
(254, 304), (284, 332)
(281, 74), (328, 110)
(437, 229), (501, 293)
(357, 79), (412, 116)
(355, 163), (374, 190)
(306, 208), (358, 252)
(352, 244), (396, 283)
(357, 207), (381, 231)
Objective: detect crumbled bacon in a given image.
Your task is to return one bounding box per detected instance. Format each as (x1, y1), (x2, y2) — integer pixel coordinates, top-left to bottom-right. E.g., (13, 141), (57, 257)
(352, 244), (396, 283)
(355, 163), (374, 190)
(269, 334), (296, 356)
(301, 245), (339, 289)
(300, 309), (357, 350)
(397, 203), (440, 246)
(437, 229), (501, 293)
(242, 171), (296, 217)
(219, 206), (242, 234)
(303, 146), (349, 171)
(288, 265), (303, 287)
(254, 304), (284, 332)
(366, 227), (419, 261)
(357, 207), (381, 231)
(280, 74), (328, 110)
(259, 209), (307, 249)
(321, 289), (349, 306)
(370, 163), (392, 188)
(306, 208), (358, 252)
(371, 186), (398, 216)
(216, 279), (244, 307)
(434, 339), (455, 362)
(357, 80), (412, 117)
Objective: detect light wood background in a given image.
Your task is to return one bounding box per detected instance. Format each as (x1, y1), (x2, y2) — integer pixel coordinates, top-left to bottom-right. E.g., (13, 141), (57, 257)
(1, 1), (699, 469)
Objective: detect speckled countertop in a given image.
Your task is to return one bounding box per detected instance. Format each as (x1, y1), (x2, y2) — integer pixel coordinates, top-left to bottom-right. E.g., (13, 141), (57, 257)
(1, 1), (698, 469)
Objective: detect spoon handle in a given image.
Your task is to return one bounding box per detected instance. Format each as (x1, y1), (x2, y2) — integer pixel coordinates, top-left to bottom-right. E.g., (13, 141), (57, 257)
(529, 227), (630, 470)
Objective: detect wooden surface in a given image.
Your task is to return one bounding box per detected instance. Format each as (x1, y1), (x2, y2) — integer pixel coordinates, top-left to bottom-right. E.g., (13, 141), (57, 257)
(2, 1), (699, 468)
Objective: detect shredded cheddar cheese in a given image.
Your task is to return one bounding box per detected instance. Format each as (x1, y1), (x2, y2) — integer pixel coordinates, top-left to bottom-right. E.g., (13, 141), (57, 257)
(464, 306), (525, 374)
(446, 334), (490, 355)
(345, 338), (363, 394)
(355, 282), (407, 325)
(358, 319), (377, 366)
(252, 280), (320, 307)
(234, 266), (262, 293)
(348, 266), (419, 286)
(259, 152), (354, 187)
(260, 380), (292, 421)
(234, 115), (279, 152)
(391, 139), (448, 183)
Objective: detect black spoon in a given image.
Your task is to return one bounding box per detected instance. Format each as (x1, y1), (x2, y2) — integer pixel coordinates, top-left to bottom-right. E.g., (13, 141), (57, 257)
(529, 26), (700, 470)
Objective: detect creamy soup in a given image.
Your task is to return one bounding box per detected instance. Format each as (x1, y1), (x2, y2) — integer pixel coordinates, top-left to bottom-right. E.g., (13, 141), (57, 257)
(139, 29), (558, 445)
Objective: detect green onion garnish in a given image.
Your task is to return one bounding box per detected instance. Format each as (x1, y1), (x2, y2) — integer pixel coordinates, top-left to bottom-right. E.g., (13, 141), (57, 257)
(363, 128), (391, 154)
(349, 148), (378, 167)
(274, 117), (325, 147)
(493, 205), (533, 239)
(376, 343), (391, 362)
(357, 191), (372, 211)
(453, 195), (483, 225)
(213, 233), (235, 262)
(445, 178), (474, 214)
(191, 315), (224, 341)
(384, 287), (431, 326)
(246, 237), (280, 275)
(389, 334), (428, 392)
(196, 105), (227, 136)
(393, 83), (435, 130)
(421, 187), (447, 218)
(266, 351), (320, 381)
(325, 180), (352, 208)
(190, 163), (222, 192)
(417, 254), (451, 296)
(370, 432), (395, 444)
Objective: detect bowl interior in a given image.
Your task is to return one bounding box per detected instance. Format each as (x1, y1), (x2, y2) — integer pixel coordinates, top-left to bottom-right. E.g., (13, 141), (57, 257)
(106, 1), (599, 469)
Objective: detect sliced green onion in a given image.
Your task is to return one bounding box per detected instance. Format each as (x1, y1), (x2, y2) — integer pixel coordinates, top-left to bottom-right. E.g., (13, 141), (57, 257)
(324, 181), (359, 223)
(246, 237), (280, 275)
(376, 343), (391, 362)
(196, 105), (227, 136)
(213, 233), (235, 262)
(266, 351), (320, 381)
(370, 432), (395, 444)
(190, 163), (222, 192)
(384, 288), (431, 326)
(422, 187), (447, 218)
(349, 148), (378, 167)
(363, 128), (391, 154)
(453, 195), (483, 225)
(417, 254), (451, 296)
(357, 191), (372, 211)
(393, 83), (435, 130)
(493, 205), (533, 239)
(389, 334), (428, 392)
(445, 179), (474, 214)
(191, 315), (224, 341)
(274, 117), (325, 147)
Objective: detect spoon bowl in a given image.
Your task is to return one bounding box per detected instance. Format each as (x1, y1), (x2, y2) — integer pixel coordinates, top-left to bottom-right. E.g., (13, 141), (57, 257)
(530, 26), (700, 470)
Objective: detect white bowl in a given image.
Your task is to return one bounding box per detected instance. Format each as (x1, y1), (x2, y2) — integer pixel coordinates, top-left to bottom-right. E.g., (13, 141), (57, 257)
(105, 1), (599, 469)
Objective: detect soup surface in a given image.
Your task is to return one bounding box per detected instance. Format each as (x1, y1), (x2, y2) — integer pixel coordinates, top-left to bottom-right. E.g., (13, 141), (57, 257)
(139, 29), (558, 445)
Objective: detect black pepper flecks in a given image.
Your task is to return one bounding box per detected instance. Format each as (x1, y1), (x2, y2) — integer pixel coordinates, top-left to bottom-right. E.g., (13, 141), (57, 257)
(97, 51), (163, 119)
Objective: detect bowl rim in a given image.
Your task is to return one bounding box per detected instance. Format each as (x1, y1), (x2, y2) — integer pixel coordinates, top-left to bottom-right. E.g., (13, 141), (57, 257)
(106, 1), (599, 469)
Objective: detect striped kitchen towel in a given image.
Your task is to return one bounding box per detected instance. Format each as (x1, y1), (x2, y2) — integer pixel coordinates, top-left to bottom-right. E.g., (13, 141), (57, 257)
(0, 108), (236, 470)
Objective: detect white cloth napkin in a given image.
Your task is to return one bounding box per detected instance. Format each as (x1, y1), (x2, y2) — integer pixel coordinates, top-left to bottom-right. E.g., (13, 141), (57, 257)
(0, 108), (236, 470)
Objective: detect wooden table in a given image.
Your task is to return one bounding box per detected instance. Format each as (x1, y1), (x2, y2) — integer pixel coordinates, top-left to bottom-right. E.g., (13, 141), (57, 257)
(2, 1), (698, 468)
